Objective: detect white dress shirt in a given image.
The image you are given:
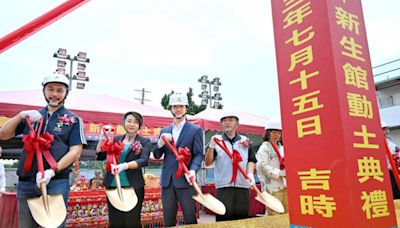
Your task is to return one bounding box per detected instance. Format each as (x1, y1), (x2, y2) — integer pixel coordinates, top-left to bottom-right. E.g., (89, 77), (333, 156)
(172, 119), (186, 142)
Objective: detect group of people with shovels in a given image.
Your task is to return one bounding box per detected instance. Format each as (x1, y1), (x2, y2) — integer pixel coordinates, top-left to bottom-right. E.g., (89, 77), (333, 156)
(0, 73), (286, 228)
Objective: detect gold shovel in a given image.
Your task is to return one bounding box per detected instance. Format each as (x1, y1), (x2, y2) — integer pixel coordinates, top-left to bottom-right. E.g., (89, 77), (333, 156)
(27, 182), (67, 228)
(191, 177), (226, 215)
(162, 136), (226, 215)
(105, 156), (138, 212)
(25, 117), (67, 227)
(252, 183), (285, 213)
(214, 138), (285, 213)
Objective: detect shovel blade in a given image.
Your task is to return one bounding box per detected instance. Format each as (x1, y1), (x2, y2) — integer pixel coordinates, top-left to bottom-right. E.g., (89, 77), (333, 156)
(106, 187), (138, 212)
(27, 194), (66, 228)
(255, 191), (285, 213)
(193, 193), (226, 215)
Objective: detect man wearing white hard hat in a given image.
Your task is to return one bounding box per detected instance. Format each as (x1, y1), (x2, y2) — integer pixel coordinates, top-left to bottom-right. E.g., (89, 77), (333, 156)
(255, 119), (287, 215)
(153, 93), (204, 226)
(381, 120), (400, 199)
(0, 73), (87, 227)
(205, 111), (257, 221)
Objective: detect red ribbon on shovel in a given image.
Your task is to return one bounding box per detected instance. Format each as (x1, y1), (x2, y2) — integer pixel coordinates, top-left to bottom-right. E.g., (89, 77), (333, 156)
(270, 141), (285, 170)
(100, 128), (124, 173)
(161, 136), (192, 179)
(214, 139), (243, 184)
(175, 146), (192, 178)
(22, 117), (58, 173)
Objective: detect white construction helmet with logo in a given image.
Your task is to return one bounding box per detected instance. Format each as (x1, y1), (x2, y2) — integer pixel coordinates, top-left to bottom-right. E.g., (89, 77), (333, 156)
(266, 119), (282, 130)
(42, 73), (69, 88)
(220, 111), (239, 122)
(381, 120), (389, 128)
(169, 93), (188, 106)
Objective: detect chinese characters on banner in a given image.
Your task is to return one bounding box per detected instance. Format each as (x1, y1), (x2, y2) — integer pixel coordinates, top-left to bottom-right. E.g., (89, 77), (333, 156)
(271, 0), (397, 227)
(84, 122), (161, 138)
(0, 116), (161, 139)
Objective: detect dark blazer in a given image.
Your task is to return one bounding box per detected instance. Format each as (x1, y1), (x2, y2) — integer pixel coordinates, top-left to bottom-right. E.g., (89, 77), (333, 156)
(153, 121), (204, 188)
(97, 135), (151, 191)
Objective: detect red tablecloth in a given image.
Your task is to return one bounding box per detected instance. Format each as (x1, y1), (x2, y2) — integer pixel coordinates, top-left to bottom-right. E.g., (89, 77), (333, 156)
(0, 188), (199, 228)
(201, 184), (266, 216)
(0, 192), (18, 228)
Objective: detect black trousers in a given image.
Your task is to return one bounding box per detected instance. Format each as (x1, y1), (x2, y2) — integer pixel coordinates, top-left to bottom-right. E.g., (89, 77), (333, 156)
(389, 170), (400, 199)
(161, 184), (197, 227)
(107, 187), (144, 228)
(215, 187), (250, 221)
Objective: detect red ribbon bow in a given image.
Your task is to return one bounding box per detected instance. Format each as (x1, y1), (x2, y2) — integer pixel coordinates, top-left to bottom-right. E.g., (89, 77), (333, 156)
(22, 117), (58, 173)
(215, 139), (243, 184)
(175, 147), (192, 178)
(230, 149), (243, 184)
(270, 141), (285, 170)
(101, 139), (124, 172)
(161, 136), (193, 180)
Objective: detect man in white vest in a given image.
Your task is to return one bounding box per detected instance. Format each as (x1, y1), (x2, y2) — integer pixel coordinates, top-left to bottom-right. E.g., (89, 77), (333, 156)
(205, 111), (256, 221)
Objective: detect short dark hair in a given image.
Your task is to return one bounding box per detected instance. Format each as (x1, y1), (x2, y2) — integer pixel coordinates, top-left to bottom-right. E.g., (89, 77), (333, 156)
(263, 129), (283, 145)
(123, 111), (143, 128)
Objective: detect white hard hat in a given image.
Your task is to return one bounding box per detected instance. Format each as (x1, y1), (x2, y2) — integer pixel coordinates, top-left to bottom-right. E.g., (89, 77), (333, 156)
(220, 111), (239, 122)
(42, 73), (69, 88)
(266, 119), (282, 130)
(381, 121), (389, 128)
(169, 93), (188, 106)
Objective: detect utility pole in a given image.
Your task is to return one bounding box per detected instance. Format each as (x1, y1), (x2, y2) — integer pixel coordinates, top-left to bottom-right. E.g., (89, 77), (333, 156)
(134, 88), (151, 104)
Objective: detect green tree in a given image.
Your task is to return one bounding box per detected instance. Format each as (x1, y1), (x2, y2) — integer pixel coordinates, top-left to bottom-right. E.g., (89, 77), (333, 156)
(160, 90), (174, 109)
(186, 87), (206, 115)
(215, 103), (223, 109)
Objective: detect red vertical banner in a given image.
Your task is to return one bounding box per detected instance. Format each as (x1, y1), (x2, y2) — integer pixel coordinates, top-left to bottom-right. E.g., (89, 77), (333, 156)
(271, 0), (397, 227)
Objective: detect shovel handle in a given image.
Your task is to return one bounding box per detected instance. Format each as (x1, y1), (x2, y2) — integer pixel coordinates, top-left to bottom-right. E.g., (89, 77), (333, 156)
(213, 138), (250, 181)
(111, 155), (124, 200)
(162, 136), (190, 176)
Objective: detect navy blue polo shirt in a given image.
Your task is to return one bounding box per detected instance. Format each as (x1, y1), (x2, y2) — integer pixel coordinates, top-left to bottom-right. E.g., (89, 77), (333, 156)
(15, 106), (87, 180)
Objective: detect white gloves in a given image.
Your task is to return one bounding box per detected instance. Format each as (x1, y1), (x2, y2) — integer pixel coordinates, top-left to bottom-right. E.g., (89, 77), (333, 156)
(158, 133), (172, 148)
(184, 170), (196, 185)
(246, 173), (256, 186)
(20, 110), (42, 122)
(279, 169), (286, 177)
(111, 162), (129, 175)
(36, 169), (55, 188)
(209, 135), (223, 149)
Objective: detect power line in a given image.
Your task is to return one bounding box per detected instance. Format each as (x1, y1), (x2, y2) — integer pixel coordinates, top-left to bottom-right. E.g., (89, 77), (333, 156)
(372, 58), (400, 69)
(373, 67), (400, 77)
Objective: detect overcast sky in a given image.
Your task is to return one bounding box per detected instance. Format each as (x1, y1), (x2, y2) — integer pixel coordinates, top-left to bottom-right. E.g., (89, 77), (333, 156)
(1, 0), (399, 119)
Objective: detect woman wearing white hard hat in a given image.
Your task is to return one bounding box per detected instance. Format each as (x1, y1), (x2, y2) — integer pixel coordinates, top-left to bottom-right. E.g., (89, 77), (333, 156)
(153, 93), (204, 226)
(255, 119), (287, 215)
(205, 111), (257, 221)
(381, 120), (400, 199)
